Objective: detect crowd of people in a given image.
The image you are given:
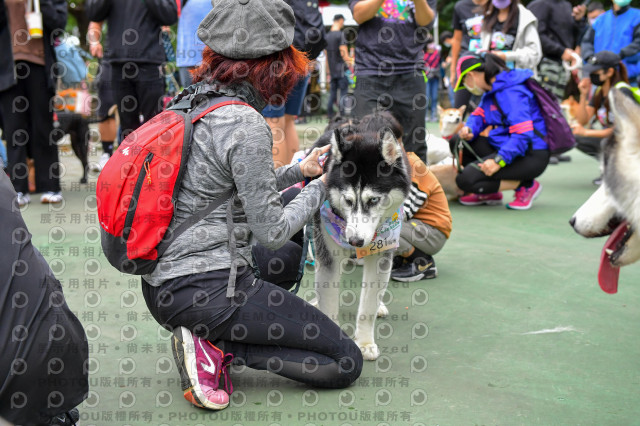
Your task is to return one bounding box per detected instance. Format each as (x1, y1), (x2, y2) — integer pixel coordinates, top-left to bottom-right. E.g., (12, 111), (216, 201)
(426, 0), (640, 208)
(2, 0), (640, 424)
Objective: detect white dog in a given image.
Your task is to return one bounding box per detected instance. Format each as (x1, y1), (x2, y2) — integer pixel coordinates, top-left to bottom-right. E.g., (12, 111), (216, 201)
(571, 87), (640, 293)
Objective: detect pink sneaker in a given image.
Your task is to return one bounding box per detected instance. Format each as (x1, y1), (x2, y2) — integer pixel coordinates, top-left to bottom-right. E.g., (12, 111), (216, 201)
(507, 180), (542, 210)
(459, 192), (503, 206)
(171, 326), (234, 410)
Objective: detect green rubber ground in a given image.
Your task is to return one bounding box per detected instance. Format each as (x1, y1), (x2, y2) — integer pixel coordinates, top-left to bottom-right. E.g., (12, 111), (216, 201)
(20, 120), (640, 425)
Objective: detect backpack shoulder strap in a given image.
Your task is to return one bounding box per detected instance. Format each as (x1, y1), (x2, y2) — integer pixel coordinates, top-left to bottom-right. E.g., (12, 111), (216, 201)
(492, 94), (507, 128)
(156, 188), (234, 258)
(157, 93), (249, 258)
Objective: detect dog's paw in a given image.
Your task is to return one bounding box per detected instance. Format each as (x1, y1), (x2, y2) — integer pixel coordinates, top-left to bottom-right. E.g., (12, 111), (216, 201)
(356, 341), (380, 361)
(376, 303), (389, 318)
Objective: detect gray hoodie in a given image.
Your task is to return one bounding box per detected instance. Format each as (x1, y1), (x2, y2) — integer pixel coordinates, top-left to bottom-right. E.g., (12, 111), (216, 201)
(481, 4), (543, 71)
(143, 82), (325, 287)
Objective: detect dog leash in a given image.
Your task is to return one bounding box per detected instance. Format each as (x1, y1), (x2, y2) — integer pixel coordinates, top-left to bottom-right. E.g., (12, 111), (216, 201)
(456, 137), (484, 173)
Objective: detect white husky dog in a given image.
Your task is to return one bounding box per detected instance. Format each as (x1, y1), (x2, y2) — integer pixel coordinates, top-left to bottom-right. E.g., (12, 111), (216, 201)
(571, 86), (640, 293)
(311, 125), (411, 360)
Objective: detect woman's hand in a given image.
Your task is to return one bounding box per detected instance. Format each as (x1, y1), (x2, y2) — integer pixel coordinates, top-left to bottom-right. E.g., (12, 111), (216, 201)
(459, 126), (474, 141)
(571, 123), (586, 137)
(494, 52), (507, 61)
(578, 78), (591, 98)
(89, 42), (103, 58)
(300, 145), (330, 178)
(479, 159), (501, 176)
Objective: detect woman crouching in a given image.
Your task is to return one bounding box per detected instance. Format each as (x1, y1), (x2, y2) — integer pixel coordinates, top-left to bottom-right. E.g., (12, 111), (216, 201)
(141, 0), (363, 411)
(453, 53), (550, 210)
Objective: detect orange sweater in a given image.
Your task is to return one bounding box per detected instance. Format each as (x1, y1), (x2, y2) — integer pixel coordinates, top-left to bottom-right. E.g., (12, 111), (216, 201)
(404, 152), (452, 238)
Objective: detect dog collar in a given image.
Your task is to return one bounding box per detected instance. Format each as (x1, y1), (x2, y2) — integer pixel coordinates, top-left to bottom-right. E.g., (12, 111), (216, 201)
(319, 201), (403, 258)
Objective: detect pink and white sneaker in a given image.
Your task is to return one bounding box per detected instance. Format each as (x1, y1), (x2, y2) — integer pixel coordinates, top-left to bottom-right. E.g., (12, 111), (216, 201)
(171, 326), (234, 410)
(459, 192), (503, 206)
(507, 180), (542, 210)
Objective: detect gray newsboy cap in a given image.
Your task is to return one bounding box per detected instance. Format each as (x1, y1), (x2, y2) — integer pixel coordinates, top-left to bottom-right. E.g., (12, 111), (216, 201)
(197, 0), (296, 59)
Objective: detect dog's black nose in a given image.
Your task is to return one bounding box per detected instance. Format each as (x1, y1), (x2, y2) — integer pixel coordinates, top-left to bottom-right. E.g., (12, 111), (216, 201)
(569, 217), (576, 228)
(348, 237), (365, 247)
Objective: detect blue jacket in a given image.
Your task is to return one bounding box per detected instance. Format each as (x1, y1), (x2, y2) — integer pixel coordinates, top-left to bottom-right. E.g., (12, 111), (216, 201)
(465, 69), (548, 165)
(176, 0), (212, 68)
(592, 7), (640, 79)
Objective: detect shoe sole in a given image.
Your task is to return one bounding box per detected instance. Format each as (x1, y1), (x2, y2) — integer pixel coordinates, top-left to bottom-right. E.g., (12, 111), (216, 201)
(172, 327), (229, 411)
(459, 199), (503, 206)
(506, 183), (543, 210)
(391, 267), (438, 282)
(391, 273), (425, 282)
(41, 198), (62, 204)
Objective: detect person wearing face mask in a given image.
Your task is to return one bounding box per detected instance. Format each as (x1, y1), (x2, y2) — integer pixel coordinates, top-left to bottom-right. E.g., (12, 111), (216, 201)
(480, 0), (542, 71)
(452, 54), (550, 210)
(581, 0), (640, 85)
(571, 51), (629, 180)
(588, 1), (606, 26)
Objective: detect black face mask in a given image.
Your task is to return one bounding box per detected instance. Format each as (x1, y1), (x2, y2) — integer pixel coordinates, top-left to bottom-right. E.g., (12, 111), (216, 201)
(590, 73), (604, 86)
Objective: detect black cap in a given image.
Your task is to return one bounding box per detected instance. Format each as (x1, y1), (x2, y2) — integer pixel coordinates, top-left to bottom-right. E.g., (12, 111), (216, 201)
(583, 51), (621, 76)
(454, 55), (485, 92)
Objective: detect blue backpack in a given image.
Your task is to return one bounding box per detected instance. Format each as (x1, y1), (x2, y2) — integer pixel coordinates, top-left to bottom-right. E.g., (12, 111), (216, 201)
(495, 79), (576, 155)
(54, 35), (89, 85)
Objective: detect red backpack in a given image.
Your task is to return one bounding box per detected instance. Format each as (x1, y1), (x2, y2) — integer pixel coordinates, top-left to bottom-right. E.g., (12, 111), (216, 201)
(97, 87), (249, 274)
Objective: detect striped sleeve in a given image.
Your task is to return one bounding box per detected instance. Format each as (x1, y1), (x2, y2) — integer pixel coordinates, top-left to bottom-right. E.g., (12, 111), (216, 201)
(403, 181), (428, 220)
(509, 120), (534, 134)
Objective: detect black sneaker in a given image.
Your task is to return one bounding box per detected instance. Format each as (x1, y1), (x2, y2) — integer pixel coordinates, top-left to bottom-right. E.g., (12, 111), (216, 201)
(557, 154), (572, 162)
(392, 255), (405, 270)
(390, 256), (437, 282)
(49, 408), (79, 425)
(548, 156), (559, 165)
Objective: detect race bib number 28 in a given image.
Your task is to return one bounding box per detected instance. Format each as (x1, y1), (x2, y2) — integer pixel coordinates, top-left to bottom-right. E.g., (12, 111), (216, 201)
(355, 210), (403, 258)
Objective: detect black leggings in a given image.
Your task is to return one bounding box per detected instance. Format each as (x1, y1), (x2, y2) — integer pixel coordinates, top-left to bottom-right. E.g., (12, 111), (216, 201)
(453, 136), (550, 194)
(142, 268), (363, 389)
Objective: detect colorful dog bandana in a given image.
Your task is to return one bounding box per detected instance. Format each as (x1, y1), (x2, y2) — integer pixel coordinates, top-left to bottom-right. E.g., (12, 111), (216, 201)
(319, 200), (403, 258)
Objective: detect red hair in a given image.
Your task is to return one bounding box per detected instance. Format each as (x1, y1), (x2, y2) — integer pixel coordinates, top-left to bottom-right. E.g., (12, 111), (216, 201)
(191, 46), (310, 105)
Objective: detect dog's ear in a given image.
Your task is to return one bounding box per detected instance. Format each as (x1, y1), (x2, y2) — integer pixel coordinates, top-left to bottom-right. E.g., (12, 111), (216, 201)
(610, 87), (640, 143)
(457, 105), (467, 116)
(380, 128), (402, 165)
(437, 105), (443, 116)
(330, 128), (343, 162)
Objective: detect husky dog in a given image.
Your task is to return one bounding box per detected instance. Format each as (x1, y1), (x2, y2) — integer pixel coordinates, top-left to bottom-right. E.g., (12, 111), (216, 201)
(570, 87), (640, 294)
(312, 124), (411, 360)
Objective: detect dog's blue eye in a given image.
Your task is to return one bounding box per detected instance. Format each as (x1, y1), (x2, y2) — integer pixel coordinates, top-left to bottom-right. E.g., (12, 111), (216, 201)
(369, 197), (380, 205)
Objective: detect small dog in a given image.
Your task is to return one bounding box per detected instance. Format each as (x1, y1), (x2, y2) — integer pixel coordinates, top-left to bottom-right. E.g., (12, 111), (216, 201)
(438, 105), (467, 139)
(312, 123), (411, 360)
(54, 112), (92, 183)
(428, 105), (467, 200)
(570, 87), (640, 294)
(561, 97), (579, 126)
